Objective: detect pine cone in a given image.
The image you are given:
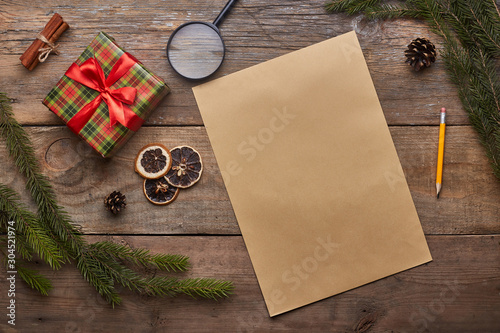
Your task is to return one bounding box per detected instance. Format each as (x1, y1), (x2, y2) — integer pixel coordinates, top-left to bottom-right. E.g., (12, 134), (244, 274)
(104, 191), (126, 215)
(404, 38), (437, 71)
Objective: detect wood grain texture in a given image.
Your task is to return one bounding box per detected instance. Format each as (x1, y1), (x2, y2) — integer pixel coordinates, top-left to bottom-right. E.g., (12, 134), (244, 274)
(0, 235), (498, 332)
(1, 0), (499, 331)
(1, 0), (468, 126)
(0, 126), (498, 236)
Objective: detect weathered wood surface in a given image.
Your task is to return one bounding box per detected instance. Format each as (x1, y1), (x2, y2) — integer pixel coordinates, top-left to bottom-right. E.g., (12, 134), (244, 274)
(0, 126), (498, 236)
(1, 0), (499, 332)
(1, 0), (468, 126)
(0, 235), (499, 332)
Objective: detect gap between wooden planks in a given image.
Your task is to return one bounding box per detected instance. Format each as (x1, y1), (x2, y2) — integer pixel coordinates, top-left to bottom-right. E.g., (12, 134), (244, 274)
(0, 126), (498, 236)
(1, 1), (470, 127)
(0, 235), (498, 332)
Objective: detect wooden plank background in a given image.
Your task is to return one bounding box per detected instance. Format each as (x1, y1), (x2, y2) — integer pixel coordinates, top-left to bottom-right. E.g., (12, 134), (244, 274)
(0, 0), (499, 332)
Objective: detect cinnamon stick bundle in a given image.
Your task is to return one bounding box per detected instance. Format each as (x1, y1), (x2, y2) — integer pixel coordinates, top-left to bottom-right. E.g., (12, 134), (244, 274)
(20, 13), (69, 70)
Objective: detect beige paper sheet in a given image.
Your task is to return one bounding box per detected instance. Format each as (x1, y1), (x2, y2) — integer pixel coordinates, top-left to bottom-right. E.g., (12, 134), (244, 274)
(193, 31), (432, 317)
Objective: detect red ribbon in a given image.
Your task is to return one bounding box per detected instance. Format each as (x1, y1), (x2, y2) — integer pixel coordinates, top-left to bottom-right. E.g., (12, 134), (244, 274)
(65, 52), (143, 134)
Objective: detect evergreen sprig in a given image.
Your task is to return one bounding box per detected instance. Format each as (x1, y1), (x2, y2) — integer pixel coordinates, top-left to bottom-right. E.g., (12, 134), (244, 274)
(84, 248), (231, 300)
(0, 184), (63, 267)
(325, 0), (383, 15)
(0, 92), (233, 306)
(0, 92), (82, 260)
(15, 262), (53, 296)
(364, 3), (424, 20)
(89, 241), (190, 272)
(170, 278), (235, 299)
(325, 0), (500, 180)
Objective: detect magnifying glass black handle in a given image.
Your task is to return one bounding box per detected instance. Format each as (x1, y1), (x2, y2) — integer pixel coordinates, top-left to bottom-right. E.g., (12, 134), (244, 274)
(213, 0), (238, 27)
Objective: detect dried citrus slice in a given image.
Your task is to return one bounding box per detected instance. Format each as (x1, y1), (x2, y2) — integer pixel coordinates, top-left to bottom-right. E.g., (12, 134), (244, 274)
(143, 177), (179, 205)
(134, 143), (172, 179)
(165, 146), (203, 188)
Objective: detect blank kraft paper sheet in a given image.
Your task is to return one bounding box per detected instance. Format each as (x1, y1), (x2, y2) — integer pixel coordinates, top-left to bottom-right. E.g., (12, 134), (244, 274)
(193, 31), (432, 316)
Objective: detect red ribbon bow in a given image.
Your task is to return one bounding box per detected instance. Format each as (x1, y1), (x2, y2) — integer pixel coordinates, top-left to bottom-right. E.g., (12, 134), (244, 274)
(65, 52), (143, 134)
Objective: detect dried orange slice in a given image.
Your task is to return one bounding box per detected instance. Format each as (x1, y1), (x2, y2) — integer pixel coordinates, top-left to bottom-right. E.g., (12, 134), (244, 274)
(165, 146), (203, 188)
(143, 177), (179, 205)
(134, 143), (172, 179)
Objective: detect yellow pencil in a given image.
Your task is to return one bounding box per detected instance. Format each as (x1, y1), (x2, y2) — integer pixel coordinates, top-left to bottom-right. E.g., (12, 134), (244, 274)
(436, 107), (446, 198)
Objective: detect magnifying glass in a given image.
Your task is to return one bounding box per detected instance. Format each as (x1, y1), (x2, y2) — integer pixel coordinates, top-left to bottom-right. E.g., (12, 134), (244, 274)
(166, 0), (238, 80)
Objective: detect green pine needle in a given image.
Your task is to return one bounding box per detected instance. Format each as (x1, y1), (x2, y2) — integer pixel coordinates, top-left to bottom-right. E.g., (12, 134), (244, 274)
(85, 245), (233, 302)
(326, 0), (383, 15)
(89, 241), (190, 272)
(172, 278), (235, 300)
(0, 184), (63, 268)
(88, 249), (144, 292)
(0, 92), (83, 258)
(0, 212), (33, 261)
(138, 276), (234, 300)
(15, 262), (53, 296)
(76, 251), (122, 306)
(364, 4), (423, 20)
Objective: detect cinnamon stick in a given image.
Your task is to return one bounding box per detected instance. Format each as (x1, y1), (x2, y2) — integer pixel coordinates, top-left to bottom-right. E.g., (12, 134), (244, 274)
(20, 13), (62, 68)
(27, 21), (70, 71)
(20, 13), (68, 70)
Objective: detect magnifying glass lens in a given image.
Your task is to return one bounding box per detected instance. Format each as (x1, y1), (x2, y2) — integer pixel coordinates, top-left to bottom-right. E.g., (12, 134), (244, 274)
(167, 23), (225, 80)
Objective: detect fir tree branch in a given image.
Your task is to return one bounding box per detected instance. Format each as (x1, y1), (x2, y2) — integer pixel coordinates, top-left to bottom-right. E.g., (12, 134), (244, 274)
(0, 246), (52, 296)
(411, 0), (448, 39)
(439, 0), (500, 56)
(345, 0), (383, 15)
(170, 278), (234, 300)
(2, 223), (34, 261)
(8, 210), (36, 261)
(13, 232), (34, 261)
(76, 251), (122, 306)
(89, 241), (190, 272)
(326, 0), (383, 15)
(88, 249), (144, 293)
(325, 0), (358, 13)
(325, 0), (422, 18)
(474, 48), (500, 122)
(492, 0), (500, 19)
(88, 247), (233, 300)
(15, 261), (53, 296)
(441, 1), (479, 49)
(85, 248), (178, 298)
(364, 4), (423, 20)
(0, 183), (63, 268)
(464, 1), (500, 55)
(444, 44), (500, 177)
(0, 92), (83, 258)
(137, 275), (181, 297)
(134, 276), (234, 300)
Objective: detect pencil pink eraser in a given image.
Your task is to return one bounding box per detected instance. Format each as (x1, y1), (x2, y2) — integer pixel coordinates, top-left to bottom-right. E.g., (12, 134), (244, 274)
(441, 107), (446, 113)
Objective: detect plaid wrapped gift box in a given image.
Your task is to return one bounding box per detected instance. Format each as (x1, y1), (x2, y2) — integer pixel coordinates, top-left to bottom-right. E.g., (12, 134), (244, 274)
(43, 32), (170, 157)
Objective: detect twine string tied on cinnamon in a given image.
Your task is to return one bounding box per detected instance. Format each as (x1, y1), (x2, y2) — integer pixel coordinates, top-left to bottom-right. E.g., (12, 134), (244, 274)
(37, 33), (60, 62)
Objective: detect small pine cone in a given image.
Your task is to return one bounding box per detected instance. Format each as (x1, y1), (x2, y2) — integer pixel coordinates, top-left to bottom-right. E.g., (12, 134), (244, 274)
(104, 191), (126, 215)
(404, 38), (437, 71)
